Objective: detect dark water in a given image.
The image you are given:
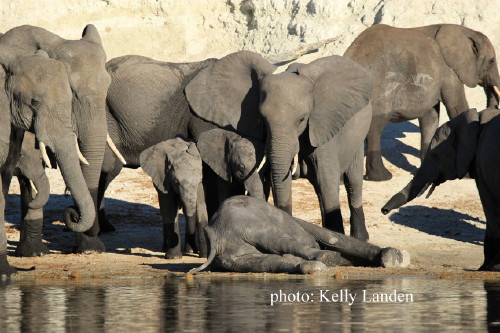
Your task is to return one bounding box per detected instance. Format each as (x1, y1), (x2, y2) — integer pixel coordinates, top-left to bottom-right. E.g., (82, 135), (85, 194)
(1, 276), (499, 332)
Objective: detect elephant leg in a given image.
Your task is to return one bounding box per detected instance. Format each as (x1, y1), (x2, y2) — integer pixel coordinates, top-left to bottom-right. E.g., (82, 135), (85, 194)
(157, 189), (182, 259)
(96, 159), (123, 234)
(216, 252), (327, 274)
(0, 176), (16, 278)
(418, 104), (440, 161)
(194, 183), (208, 258)
(476, 179), (500, 271)
(306, 150), (343, 233)
(343, 146), (368, 240)
(441, 82), (469, 120)
(15, 176), (49, 257)
(365, 115), (392, 181)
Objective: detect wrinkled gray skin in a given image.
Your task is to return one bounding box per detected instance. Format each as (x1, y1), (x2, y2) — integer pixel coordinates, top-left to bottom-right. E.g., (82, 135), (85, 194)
(382, 108), (500, 271)
(0, 51), (94, 277)
(197, 128), (268, 217)
(0, 25), (111, 253)
(140, 138), (208, 259)
(185, 51), (372, 239)
(12, 132), (51, 257)
(344, 24), (500, 181)
(189, 196), (409, 274)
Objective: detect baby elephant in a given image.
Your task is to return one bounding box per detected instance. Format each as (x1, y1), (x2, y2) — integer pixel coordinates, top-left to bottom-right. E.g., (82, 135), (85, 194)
(189, 196), (410, 274)
(140, 137), (208, 259)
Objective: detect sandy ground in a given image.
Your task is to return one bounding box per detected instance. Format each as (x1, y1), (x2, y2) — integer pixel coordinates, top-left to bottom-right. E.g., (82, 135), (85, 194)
(4, 119), (500, 281)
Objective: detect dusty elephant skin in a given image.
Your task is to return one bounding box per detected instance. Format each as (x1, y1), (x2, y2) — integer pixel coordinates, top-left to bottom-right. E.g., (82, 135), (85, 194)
(382, 108), (500, 271)
(186, 51), (372, 240)
(0, 51), (94, 278)
(190, 196), (410, 274)
(140, 138), (207, 259)
(0, 25), (112, 254)
(344, 24), (500, 182)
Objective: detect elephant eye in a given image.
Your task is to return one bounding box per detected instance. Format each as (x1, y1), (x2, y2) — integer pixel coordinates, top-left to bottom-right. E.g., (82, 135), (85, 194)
(30, 97), (41, 108)
(489, 58), (495, 65)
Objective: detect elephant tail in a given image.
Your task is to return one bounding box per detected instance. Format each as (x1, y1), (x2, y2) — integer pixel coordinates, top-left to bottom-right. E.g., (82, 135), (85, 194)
(188, 226), (218, 274)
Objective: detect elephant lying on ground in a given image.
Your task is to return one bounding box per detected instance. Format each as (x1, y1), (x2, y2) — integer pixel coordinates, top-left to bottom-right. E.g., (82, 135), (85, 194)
(382, 108), (500, 271)
(344, 24), (500, 181)
(189, 196), (410, 274)
(0, 50), (95, 277)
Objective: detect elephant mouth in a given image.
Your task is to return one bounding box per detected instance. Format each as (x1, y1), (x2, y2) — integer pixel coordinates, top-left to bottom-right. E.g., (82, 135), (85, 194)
(417, 182), (438, 199)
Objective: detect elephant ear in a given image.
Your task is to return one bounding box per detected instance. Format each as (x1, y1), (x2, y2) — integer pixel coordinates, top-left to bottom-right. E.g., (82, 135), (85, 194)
(293, 55), (372, 147)
(140, 139), (188, 194)
(81, 24), (103, 46)
(435, 25), (484, 88)
(186, 51), (277, 140)
(197, 129), (232, 182)
(455, 108), (480, 178)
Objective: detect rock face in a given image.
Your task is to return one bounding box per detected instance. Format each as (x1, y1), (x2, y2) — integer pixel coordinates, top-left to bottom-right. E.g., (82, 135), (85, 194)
(0, 0), (498, 107)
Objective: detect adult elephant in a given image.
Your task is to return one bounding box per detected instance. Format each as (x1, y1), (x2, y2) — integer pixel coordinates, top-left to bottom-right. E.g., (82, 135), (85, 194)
(185, 51), (372, 239)
(0, 49), (95, 277)
(382, 108), (500, 271)
(0, 25), (111, 253)
(344, 24), (500, 181)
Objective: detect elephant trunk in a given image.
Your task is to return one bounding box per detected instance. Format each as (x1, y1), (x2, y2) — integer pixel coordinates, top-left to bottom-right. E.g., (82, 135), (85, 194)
(267, 133), (297, 215)
(47, 132), (95, 232)
(28, 171), (50, 210)
(485, 85), (500, 109)
(243, 172), (265, 200)
(381, 174), (433, 215)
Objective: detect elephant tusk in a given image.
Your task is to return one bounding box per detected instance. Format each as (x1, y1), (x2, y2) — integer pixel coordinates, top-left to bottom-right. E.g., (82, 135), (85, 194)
(74, 135), (89, 165)
(425, 183), (437, 199)
(493, 85), (500, 98)
(107, 134), (127, 165)
(417, 182), (431, 198)
(256, 155), (267, 173)
(39, 141), (52, 168)
(291, 154), (298, 176)
(29, 179), (38, 195)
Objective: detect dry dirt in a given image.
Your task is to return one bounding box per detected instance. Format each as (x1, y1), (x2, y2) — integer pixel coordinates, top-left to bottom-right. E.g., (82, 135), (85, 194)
(5, 119), (500, 281)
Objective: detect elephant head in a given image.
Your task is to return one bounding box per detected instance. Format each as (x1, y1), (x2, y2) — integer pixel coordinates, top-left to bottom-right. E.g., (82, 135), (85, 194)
(0, 48), (95, 232)
(435, 25), (500, 108)
(382, 108), (480, 214)
(140, 138), (203, 221)
(186, 51), (372, 214)
(197, 128), (266, 199)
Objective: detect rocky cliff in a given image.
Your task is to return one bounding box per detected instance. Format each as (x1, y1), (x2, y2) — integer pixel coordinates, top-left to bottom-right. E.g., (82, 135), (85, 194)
(0, 0), (498, 108)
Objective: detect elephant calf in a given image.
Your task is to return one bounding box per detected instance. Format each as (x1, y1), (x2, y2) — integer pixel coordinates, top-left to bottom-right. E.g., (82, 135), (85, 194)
(190, 196), (410, 274)
(382, 108), (500, 271)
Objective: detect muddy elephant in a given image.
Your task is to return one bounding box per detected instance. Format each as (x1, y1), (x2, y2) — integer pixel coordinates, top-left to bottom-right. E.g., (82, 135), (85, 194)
(197, 128), (268, 217)
(0, 25), (111, 253)
(140, 137), (208, 259)
(344, 24), (500, 181)
(382, 108), (500, 271)
(185, 51), (372, 239)
(189, 196), (410, 274)
(0, 50), (95, 277)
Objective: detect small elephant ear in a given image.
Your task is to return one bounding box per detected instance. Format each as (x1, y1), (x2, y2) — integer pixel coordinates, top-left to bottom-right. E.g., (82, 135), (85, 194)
(435, 25), (484, 88)
(294, 55), (372, 147)
(186, 51), (277, 140)
(197, 129), (232, 182)
(455, 108), (480, 178)
(81, 24), (103, 46)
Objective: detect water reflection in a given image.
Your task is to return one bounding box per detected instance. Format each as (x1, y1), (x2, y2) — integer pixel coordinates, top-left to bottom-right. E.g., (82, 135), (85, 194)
(0, 277), (497, 332)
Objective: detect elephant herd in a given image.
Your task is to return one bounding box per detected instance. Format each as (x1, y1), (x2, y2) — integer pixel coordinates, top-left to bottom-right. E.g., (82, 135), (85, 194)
(0, 22), (499, 277)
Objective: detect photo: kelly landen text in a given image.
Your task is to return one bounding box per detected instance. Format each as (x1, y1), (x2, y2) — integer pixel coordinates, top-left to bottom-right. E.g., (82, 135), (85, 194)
(269, 289), (414, 306)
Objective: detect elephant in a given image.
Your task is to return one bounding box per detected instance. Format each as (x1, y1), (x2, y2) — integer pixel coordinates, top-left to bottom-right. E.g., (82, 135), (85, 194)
(185, 51), (373, 239)
(381, 108), (500, 271)
(196, 127), (268, 217)
(0, 50), (95, 277)
(140, 137), (208, 259)
(0, 25), (112, 253)
(189, 196), (410, 274)
(344, 24), (500, 181)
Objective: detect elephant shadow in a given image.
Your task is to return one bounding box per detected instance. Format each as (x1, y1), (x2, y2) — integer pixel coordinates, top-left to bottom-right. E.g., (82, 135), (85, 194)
(377, 121), (421, 174)
(387, 205), (485, 244)
(5, 193), (172, 256)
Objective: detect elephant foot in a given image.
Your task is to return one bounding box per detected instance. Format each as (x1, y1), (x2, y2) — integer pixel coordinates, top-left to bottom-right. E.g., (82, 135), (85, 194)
(350, 226), (369, 241)
(380, 248), (410, 268)
(165, 247), (182, 260)
(74, 233), (106, 254)
(0, 254), (17, 279)
(364, 167), (393, 181)
(313, 250), (341, 267)
(298, 261), (327, 274)
(15, 238), (49, 257)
